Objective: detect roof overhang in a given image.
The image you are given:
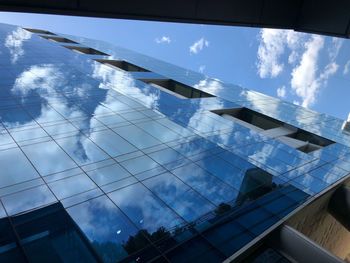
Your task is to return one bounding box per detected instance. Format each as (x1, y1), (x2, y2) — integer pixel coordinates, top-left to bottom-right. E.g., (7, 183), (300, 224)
(1, 0), (350, 38)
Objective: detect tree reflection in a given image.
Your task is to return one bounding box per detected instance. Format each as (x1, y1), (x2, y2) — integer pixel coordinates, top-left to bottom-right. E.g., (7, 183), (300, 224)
(123, 227), (171, 253)
(70, 167), (283, 262)
(214, 203), (232, 215)
(89, 227), (173, 262)
(92, 241), (126, 263)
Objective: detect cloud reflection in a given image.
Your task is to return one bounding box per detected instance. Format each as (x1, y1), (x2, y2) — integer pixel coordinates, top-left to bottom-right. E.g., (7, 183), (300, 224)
(4, 27), (31, 64)
(91, 61), (160, 108)
(7, 63), (110, 172)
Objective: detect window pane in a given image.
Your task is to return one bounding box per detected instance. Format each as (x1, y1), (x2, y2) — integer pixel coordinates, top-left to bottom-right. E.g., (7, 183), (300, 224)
(89, 129), (137, 157)
(196, 156), (244, 189)
(149, 148), (185, 165)
(49, 173), (96, 199)
(113, 125), (161, 149)
(144, 173), (215, 222)
(87, 162), (130, 186)
(120, 155), (159, 175)
(137, 120), (182, 143)
(56, 135), (109, 165)
(0, 147), (39, 188)
(67, 196), (155, 262)
(22, 140), (77, 176)
(172, 163), (239, 205)
(108, 183), (184, 233)
(2, 185), (57, 216)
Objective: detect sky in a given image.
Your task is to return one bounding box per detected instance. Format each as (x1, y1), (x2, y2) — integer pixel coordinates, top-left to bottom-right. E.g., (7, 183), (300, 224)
(0, 12), (350, 120)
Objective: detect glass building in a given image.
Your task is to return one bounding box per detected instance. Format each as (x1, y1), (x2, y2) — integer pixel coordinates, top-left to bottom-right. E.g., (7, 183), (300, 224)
(0, 23), (350, 262)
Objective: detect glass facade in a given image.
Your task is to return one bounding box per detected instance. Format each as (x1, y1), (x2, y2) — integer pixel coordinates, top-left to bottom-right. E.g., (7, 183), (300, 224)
(0, 23), (349, 262)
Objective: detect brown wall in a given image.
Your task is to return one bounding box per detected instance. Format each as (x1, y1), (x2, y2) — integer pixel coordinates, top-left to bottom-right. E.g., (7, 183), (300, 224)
(288, 192), (350, 260)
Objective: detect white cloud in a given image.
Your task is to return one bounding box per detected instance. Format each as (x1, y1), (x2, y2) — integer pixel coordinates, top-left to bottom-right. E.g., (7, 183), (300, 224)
(248, 143), (276, 169)
(276, 85), (286, 98)
(11, 64), (89, 121)
(193, 78), (223, 95)
(12, 64), (62, 95)
(257, 29), (305, 78)
(285, 30), (302, 49)
(198, 65), (206, 73)
(344, 60), (350, 75)
(290, 35), (324, 108)
(290, 35), (339, 108)
(288, 51), (298, 64)
(256, 29), (342, 108)
(92, 61), (160, 108)
(189, 38), (209, 54)
(155, 36), (171, 44)
(187, 93), (225, 134)
(257, 29), (284, 78)
(5, 27), (31, 64)
(320, 62), (339, 81)
(329, 37), (343, 61)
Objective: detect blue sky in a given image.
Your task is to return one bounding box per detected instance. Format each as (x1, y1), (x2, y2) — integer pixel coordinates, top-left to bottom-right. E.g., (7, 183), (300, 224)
(1, 12), (349, 120)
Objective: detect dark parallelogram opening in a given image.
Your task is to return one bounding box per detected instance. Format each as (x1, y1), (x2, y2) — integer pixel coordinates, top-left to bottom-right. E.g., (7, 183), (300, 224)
(141, 79), (215, 99)
(64, 46), (109, 56)
(212, 107), (334, 153)
(96, 59), (149, 72)
(41, 35), (77, 44)
(24, 28), (55, 35)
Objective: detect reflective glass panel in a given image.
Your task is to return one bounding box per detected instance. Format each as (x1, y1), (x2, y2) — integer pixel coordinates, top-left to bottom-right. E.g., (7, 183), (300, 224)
(172, 163), (239, 205)
(49, 173), (96, 199)
(1, 185), (56, 216)
(89, 129), (137, 157)
(56, 135), (109, 165)
(0, 147), (39, 188)
(108, 183), (184, 233)
(144, 172), (215, 222)
(22, 140), (77, 176)
(87, 162), (131, 186)
(67, 195), (154, 262)
(113, 125), (161, 149)
(120, 155), (160, 175)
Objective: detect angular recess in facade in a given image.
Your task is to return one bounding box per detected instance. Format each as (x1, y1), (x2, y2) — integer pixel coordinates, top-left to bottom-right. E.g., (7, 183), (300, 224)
(212, 107), (335, 153)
